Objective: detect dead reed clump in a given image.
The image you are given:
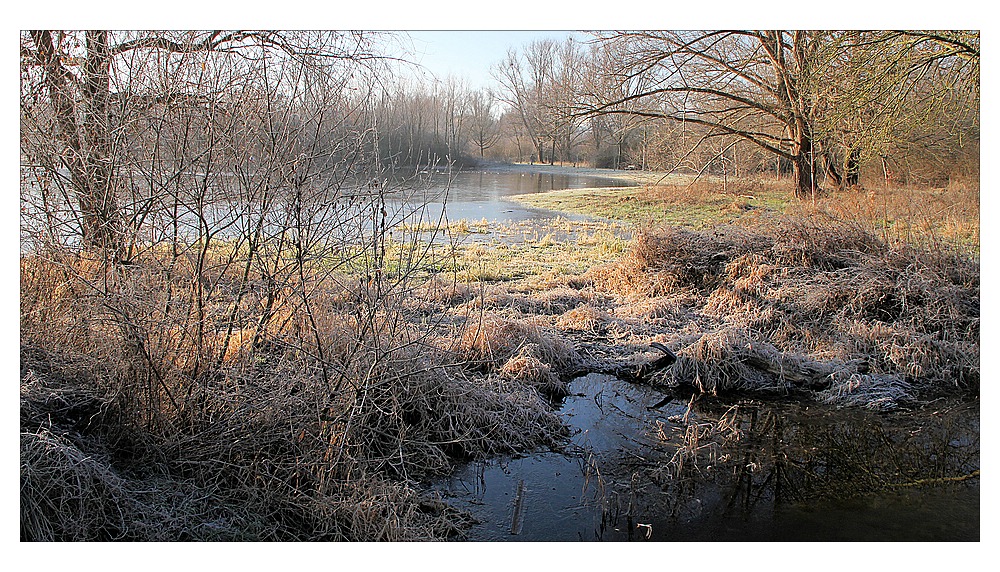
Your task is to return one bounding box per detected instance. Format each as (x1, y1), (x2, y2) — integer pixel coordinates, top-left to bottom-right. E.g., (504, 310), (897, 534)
(467, 286), (586, 316)
(20, 425), (265, 541)
(525, 286), (586, 315)
(345, 361), (568, 466)
(413, 273), (475, 307)
(660, 328), (775, 394)
(20, 427), (136, 541)
(458, 314), (581, 375)
(702, 286), (781, 330)
(499, 344), (568, 397)
(20, 253), (120, 355)
(614, 291), (700, 323)
(584, 251), (668, 297)
(584, 230), (684, 296)
(651, 398), (749, 483)
(19, 360), (263, 541)
(619, 216), (978, 407)
(817, 372), (914, 411)
(587, 226), (765, 297)
(555, 303), (609, 332)
(309, 476), (477, 541)
(767, 214), (884, 269)
(724, 252), (775, 296)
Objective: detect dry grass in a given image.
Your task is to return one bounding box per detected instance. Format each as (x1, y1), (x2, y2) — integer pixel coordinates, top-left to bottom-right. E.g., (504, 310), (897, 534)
(20, 243), (573, 541)
(458, 313), (581, 378)
(555, 304), (609, 333)
(801, 182), (980, 254)
(576, 211), (978, 409)
(513, 175), (795, 227)
(20, 175), (980, 539)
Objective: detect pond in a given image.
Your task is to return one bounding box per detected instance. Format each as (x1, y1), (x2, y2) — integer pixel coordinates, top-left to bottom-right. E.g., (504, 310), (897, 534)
(19, 165), (635, 250)
(401, 167), (635, 224)
(430, 374), (980, 542)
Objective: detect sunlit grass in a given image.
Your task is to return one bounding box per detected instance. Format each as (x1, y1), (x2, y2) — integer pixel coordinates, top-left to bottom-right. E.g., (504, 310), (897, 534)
(511, 177), (979, 259)
(397, 217), (492, 235)
(510, 178), (796, 228)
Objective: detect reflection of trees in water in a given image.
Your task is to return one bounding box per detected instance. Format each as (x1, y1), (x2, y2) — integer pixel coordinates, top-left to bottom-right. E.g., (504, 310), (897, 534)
(643, 397), (979, 521)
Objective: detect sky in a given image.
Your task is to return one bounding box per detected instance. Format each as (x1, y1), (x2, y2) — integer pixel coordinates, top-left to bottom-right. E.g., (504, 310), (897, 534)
(401, 31), (579, 90)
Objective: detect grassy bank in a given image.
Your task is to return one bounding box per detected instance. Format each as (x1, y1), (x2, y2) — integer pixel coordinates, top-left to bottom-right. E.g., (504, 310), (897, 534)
(20, 176), (979, 540)
(511, 175), (981, 252)
(511, 174), (793, 227)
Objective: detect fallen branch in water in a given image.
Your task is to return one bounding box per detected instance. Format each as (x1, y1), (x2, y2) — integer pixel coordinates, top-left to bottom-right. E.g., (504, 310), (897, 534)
(510, 479), (525, 535)
(608, 342), (678, 383)
(890, 469), (980, 488)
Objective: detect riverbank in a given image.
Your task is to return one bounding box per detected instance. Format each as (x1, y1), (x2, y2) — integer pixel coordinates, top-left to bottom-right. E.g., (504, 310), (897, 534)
(472, 160), (686, 186)
(504, 165), (980, 254)
(427, 205), (979, 540)
(492, 162), (794, 227)
(20, 169), (980, 541)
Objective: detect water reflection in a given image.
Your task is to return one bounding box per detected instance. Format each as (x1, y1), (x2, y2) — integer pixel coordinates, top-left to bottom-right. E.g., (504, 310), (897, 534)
(415, 169), (633, 223)
(20, 168), (633, 252)
(433, 375), (979, 541)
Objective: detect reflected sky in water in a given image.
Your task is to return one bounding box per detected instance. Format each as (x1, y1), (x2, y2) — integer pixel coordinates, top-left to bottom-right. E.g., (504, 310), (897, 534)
(433, 374), (979, 542)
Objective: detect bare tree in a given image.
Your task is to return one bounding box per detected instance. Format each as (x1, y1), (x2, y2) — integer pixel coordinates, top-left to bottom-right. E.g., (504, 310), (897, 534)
(574, 30), (979, 196)
(577, 38), (656, 169)
(809, 31), (979, 188)
(21, 30), (382, 260)
(551, 38), (589, 165)
(494, 39), (570, 164)
(575, 31), (827, 197)
(467, 88), (502, 158)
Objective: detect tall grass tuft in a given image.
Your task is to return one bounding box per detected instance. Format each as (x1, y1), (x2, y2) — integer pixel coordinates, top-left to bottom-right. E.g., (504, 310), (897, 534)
(582, 211), (978, 409)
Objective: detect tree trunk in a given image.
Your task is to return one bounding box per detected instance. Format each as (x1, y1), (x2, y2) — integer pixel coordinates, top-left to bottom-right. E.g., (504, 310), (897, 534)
(81, 31), (125, 259)
(845, 148), (861, 187)
(824, 148), (844, 190)
(789, 125), (816, 198)
(31, 30), (125, 260)
(824, 147), (861, 191)
(792, 152), (814, 198)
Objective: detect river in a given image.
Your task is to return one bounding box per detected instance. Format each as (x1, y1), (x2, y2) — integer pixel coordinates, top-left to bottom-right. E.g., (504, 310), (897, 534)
(19, 165), (634, 250)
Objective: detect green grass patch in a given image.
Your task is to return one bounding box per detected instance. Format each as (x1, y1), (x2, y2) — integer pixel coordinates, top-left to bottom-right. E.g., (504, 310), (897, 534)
(511, 183), (795, 228)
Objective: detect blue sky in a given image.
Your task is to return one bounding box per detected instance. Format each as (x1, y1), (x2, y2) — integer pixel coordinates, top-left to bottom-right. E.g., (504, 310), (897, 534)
(401, 31), (580, 90)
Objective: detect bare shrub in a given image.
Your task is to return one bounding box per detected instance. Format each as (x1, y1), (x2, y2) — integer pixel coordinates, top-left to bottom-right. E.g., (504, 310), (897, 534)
(20, 259), (572, 540)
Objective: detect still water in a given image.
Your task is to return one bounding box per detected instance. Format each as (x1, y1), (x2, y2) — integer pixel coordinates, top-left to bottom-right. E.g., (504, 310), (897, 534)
(404, 168), (634, 223)
(20, 167), (634, 250)
(431, 374), (979, 542)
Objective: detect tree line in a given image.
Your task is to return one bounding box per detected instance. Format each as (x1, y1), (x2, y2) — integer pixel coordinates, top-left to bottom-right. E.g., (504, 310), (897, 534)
(377, 30), (979, 199)
(495, 31), (979, 196)
(20, 30), (979, 259)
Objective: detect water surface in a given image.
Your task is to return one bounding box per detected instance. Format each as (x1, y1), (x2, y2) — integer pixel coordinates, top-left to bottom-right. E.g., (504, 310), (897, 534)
(405, 168), (634, 223)
(432, 374), (980, 542)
